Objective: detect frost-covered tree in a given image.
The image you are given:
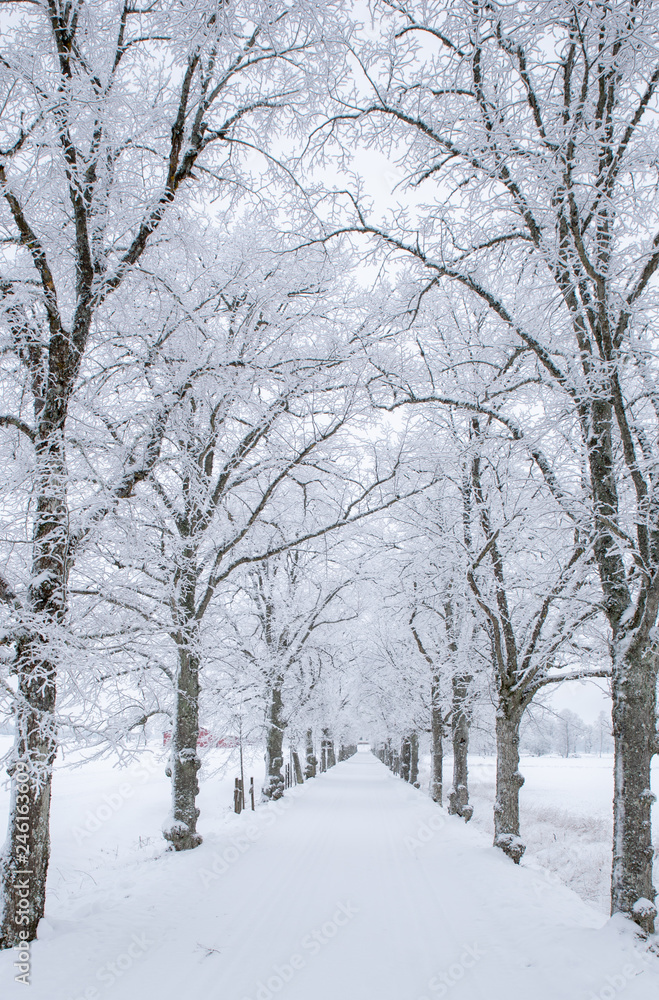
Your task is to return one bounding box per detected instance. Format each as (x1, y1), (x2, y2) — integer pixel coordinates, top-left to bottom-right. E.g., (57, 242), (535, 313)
(465, 424), (606, 861)
(314, 0), (659, 932)
(227, 544), (359, 801)
(72, 236), (422, 848)
(0, 0), (338, 945)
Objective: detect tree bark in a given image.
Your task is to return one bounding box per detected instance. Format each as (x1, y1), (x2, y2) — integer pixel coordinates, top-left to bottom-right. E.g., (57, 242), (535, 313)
(586, 397), (658, 931)
(400, 735), (411, 782)
(304, 729), (317, 778)
(292, 749), (304, 785)
(409, 732), (419, 785)
(610, 646), (658, 933)
(430, 676), (443, 804)
(493, 706), (525, 863)
(1, 427), (67, 946)
(0, 645), (58, 947)
(163, 548), (203, 851)
(163, 645), (202, 850)
(262, 680), (285, 800)
(321, 728), (334, 770)
(448, 673), (473, 821)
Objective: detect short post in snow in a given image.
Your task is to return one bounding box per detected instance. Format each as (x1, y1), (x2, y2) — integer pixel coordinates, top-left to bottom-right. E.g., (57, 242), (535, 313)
(249, 776), (255, 811)
(239, 729), (246, 810)
(234, 777), (243, 814)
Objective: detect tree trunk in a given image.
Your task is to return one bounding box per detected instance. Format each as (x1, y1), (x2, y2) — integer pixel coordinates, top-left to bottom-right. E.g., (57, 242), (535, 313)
(163, 646), (202, 850)
(164, 556), (202, 851)
(400, 736), (411, 782)
(321, 728), (334, 770)
(493, 706), (526, 863)
(431, 678), (443, 804)
(448, 673), (472, 821)
(292, 749), (304, 785)
(262, 680), (285, 800)
(409, 731), (419, 785)
(1, 431), (67, 946)
(0, 645), (58, 947)
(304, 729), (317, 778)
(610, 646), (658, 934)
(586, 397), (658, 930)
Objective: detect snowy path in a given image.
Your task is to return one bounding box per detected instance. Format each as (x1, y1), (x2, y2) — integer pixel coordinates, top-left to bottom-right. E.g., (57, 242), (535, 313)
(3, 751), (659, 1000)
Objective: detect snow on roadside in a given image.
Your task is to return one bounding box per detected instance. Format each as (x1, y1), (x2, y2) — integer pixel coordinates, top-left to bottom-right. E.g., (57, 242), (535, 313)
(0, 746), (658, 1000)
(419, 753), (659, 914)
(0, 736), (265, 936)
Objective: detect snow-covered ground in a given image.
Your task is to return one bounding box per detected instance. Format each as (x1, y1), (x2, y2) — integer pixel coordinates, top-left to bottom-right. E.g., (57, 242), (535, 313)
(1, 744), (658, 999)
(462, 754), (659, 914)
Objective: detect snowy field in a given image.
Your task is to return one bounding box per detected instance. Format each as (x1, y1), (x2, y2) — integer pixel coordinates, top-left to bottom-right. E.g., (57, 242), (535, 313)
(0, 735), (266, 938)
(421, 754), (659, 915)
(1, 742), (658, 999)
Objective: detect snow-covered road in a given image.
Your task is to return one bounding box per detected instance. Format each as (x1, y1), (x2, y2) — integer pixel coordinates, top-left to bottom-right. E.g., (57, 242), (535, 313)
(3, 750), (659, 1000)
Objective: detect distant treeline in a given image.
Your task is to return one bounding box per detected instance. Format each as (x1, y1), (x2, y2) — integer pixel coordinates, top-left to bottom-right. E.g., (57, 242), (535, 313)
(468, 705), (614, 758)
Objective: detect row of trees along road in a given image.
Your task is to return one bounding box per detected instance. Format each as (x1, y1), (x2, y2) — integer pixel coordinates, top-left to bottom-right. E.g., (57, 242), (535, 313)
(0, 0), (658, 943)
(0, 0), (420, 945)
(309, 0), (659, 933)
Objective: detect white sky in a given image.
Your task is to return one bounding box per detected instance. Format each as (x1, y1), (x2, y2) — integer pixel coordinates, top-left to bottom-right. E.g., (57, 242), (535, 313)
(546, 677), (611, 725)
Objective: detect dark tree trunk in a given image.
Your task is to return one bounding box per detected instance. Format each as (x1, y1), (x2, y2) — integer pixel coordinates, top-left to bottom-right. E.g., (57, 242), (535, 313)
(262, 680), (285, 800)
(493, 706), (526, 863)
(586, 398), (658, 931)
(610, 646), (658, 933)
(163, 555), (203, 851)
(409, 732), (419, 785)
(304, 729), (317, 778)
(292, 749), (304, 785)
(163, 645), (202, 850)
(1, 430), (67, 946)
(400, 736), (411, 782)
(430, 678), (444, 804)
(0, 645), (58, 947)
(321, 728), (334, 770)
(448, 673), (473, 821)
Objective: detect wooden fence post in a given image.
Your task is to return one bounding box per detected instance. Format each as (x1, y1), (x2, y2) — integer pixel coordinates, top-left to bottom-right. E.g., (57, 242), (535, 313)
(234, 777), (243, 813)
